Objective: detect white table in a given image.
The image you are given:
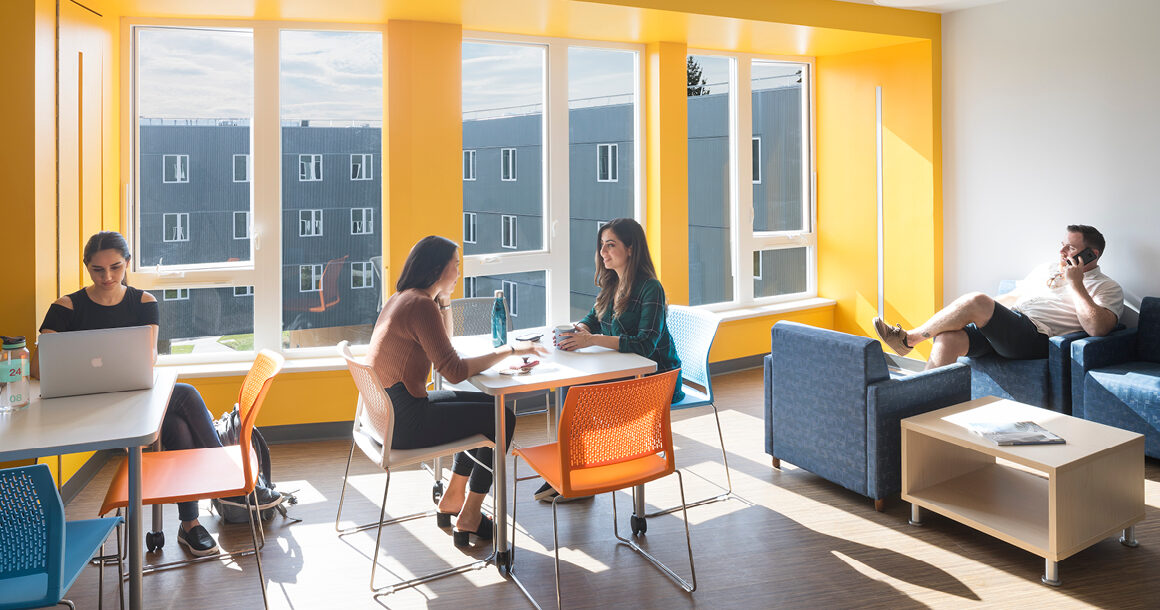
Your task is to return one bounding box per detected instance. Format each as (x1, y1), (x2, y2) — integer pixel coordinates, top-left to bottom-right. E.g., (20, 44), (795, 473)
(450, 332), (657, 575)
(0, 370), (177, 610)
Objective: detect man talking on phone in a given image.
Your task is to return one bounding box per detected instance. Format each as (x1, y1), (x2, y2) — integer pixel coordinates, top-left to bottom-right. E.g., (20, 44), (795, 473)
(872, 224), (1123, 370)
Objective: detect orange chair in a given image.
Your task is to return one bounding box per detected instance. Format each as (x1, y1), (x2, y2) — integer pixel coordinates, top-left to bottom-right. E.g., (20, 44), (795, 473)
(99, 350), (285, 609)
(512, 370), (696, 608)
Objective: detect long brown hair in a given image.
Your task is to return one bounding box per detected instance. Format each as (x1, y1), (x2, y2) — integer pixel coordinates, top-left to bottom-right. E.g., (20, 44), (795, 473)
(593, 218), (658, 319)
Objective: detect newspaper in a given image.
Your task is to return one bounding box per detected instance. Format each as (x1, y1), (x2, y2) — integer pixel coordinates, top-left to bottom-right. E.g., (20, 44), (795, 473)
(964, 420), (1065, 446)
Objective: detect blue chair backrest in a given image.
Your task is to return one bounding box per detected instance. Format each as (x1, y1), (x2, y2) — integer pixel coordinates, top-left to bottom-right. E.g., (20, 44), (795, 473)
(0, 464), (65, 606)
(771, 322), (891, 402)
(1138, 296), (1160, 363)
(666, 305), (720, 396)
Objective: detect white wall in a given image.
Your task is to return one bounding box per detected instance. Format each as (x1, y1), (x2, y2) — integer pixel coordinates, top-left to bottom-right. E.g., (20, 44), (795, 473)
(943, 0), (1160, 322)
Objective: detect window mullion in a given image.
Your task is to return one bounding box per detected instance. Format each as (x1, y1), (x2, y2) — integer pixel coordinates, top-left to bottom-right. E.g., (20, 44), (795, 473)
(546, 41), (571, 325)
(733, 56), (755, 305)
(251, 23), (282, 353)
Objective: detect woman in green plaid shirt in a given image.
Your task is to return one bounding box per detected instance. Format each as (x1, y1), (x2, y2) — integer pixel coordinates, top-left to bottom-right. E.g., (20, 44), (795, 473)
(557, 218), (684, 403)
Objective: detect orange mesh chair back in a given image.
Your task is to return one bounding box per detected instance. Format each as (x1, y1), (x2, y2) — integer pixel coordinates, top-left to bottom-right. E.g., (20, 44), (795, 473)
(233, 349), (285, 486)
(555, 369), (679, 497)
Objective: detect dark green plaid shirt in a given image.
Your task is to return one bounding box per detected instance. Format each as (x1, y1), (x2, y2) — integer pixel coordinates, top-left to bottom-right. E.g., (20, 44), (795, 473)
(578, 278), (684, 401)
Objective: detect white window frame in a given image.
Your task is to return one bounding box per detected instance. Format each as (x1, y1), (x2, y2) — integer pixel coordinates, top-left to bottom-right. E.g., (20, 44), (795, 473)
(751, 136), (761, 184)
(461, 33), (646, 327)
(233, 153), (251, 183)
(162, 154), (189, 183)
(463, 149), (476, 181)
(500, 147), (517, 181)
(688, 51), (817, 312)
(351, 208), (373, 235)
(233, 285), (254, 297)
(299, 264), (323, 293)
(597, 143), (618, 182)
(299, 209), (323, 237)
(501, 214), (517, 249)
(350, 261), (374, 289)
(464, 276), (476, 298)
(162, 212), (189, 242)
(163, 288), (190, 301)
(463, 212), (477, 244)
(299, 154), (322, 181)
(502, 280), (518, 317)
(350, 153), (372, 181)
(233, 211), (250, 240)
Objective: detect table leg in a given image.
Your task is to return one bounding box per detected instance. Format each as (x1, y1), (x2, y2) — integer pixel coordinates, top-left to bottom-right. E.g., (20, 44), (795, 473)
(1041, 558), (1061, 586)
(127, 446), (143, 609)
(631, 373), (646, 529)
(494, 393), (511, 573)
(909, 503), (924, 526)
(550, 388), (563, 441)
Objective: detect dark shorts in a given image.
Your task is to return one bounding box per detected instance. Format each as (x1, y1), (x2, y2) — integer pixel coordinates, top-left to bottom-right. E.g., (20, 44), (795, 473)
(964, 302), (1050, 360)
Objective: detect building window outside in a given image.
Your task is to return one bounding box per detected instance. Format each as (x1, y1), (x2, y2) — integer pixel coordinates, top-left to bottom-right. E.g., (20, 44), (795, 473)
(463, 212), (477, 244)
(464, 276), (476, 297)
(299, 209), (323, 237)
(501, 215), (517, 249)
(753, 250), (763, 280)
(502, 280), (518, 317)
(350, 153), (372, 180)
(597, 143), (618, 182)
(751, 137), (761, 184)
(299, 154), (322, 181)
(163, 288), (190, 301)
(233, 154), (250, 182)
(233, 211), (250, 240)
(501, 148), (517, 181)
(299, 264), (323, 292)
(163, 154), (189, 183)
(351, 208), (373, 235)
(463, 150), (476, 181)
(163, 213), (189, 242)
(233, 286), (254, 297)
(351, 261), (374, 289)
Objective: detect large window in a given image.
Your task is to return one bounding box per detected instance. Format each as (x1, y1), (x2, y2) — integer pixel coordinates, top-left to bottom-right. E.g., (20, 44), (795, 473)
(131, 25), (382, 359)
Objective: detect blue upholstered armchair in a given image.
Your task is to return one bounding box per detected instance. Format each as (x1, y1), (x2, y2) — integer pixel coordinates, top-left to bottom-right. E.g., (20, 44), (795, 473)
(1070, 297), (1160, 458)
(957, 280), (1090, 415)
(764, 322), (971, 511)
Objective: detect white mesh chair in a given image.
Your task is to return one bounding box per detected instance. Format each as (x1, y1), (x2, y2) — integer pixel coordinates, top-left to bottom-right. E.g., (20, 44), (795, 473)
(333, 341), (495, 594)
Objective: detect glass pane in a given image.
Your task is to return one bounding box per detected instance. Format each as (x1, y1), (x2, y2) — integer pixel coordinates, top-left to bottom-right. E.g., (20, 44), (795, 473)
(462, 42), (545, 256)
(136, 27), (253, 267)
(687, 54), (733, 306)
(569, 46), (637, 321)
(147, 287), (255, 355)
(464, 271), (547, 331)
(754, 247), (808, 298)
(280, 30), (383, 348)
(752, 60), (805, 232)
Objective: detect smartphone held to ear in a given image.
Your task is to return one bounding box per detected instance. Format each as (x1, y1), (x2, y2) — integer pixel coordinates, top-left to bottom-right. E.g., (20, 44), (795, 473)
(1071, 247), (1097, 266)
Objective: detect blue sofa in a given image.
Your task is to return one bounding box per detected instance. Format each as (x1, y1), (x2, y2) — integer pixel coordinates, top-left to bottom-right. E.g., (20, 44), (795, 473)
(1070, 297), (1160, 458)
(764, 322), (971, 510)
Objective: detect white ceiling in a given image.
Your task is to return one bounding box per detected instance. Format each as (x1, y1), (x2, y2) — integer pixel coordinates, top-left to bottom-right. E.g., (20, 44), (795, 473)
(834, 0), (1010, 13)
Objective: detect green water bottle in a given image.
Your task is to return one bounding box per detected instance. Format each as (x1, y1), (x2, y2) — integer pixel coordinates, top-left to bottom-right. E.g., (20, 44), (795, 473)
(491, 290), (507, 348)
(1, 336), (31, 411)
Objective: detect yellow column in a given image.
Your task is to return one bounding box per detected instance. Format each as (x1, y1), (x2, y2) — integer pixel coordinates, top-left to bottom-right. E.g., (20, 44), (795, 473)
(645, 41), (689, 305)
(384, 21), (463, 291)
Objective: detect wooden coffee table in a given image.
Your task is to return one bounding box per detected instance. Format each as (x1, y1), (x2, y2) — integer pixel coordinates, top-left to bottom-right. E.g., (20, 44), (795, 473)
(901, 396), (1144, 586)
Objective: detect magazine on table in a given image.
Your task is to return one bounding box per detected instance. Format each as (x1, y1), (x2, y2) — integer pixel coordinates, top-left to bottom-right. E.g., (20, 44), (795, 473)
(964, 420), (1065, 446)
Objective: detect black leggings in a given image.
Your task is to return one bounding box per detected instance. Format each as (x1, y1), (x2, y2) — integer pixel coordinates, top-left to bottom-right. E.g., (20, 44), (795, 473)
(159, 383), (224, 522)
(386, 384), (515, 495)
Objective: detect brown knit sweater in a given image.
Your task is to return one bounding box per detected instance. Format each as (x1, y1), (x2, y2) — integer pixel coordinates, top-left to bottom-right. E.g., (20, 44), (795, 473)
(366, 289), (470, 398)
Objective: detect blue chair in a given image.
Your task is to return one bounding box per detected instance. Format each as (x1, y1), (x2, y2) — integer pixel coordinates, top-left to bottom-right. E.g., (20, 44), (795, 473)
(1070, 297), (1160, 458)
(957, 280), (1089, 415)
(765, 322), (971, 510)
(0, 464), (123, 610)
(645, 305), (738, 518)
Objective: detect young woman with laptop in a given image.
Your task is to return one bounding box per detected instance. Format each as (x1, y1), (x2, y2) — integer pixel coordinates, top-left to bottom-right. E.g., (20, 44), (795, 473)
(31, 231), (267, 557)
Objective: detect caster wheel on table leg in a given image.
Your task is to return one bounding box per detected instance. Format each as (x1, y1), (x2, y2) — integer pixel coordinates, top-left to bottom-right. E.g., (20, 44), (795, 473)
(146, 531), (164, 552)
(432, 481), (444, 505)
(630, 515), (647, 536)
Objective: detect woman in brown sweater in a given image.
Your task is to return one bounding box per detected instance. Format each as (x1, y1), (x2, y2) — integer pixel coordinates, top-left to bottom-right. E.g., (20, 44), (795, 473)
(366, 235), (543, 547)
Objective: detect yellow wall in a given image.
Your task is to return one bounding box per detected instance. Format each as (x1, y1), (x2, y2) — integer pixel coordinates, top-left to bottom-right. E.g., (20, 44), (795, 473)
(183, 370), (358, 427)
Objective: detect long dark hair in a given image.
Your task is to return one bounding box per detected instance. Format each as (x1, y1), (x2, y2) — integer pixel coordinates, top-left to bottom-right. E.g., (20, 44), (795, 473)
(83, 231), (132, 286)
(396, 235), (458, 292)
(593, 218), (658, 319)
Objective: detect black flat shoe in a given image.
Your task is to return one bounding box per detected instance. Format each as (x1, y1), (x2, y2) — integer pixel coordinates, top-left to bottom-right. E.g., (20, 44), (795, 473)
(436, 511), (457, 528)
(452, 515), (494, 547)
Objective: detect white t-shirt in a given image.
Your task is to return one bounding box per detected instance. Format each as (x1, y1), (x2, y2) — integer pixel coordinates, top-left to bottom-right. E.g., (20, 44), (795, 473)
(1011, 262), (1124, 337)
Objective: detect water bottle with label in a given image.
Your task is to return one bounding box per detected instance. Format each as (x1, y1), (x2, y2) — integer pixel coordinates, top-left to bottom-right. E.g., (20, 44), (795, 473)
(491, 290), (508, 348)
(1, 336), (31, 411)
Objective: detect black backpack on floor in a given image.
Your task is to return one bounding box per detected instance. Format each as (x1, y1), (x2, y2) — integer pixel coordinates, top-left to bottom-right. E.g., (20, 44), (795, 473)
(210, 405), (298, 523)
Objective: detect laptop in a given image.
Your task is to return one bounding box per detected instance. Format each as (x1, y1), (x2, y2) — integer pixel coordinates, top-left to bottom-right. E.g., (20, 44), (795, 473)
(38, 326), (155, 398)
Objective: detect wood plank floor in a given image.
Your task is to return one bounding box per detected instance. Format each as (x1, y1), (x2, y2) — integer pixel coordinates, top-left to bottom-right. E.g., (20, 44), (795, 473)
(61, 367), (1160, 609)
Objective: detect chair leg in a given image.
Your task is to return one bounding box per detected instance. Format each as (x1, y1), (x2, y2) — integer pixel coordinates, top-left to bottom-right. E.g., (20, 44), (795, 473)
(245, 489), (269, 609)
(334, 440), (357, 532)
(771, 456), (781, 469)
(612, 473), (697, 593)
(552, 496), (563, 610)
(645, 404), (748, 518)
(98, 538), (105, 610)
(117, 524), (125, 610)
(56, 601), (76, 609)
(874, 498), (886, 512)
(369, 469), (392, 591)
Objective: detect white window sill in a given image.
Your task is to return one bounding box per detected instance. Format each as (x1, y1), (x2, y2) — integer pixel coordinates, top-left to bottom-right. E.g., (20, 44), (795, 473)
(161, 355), (350, 379)
(710, 297), (836, 322)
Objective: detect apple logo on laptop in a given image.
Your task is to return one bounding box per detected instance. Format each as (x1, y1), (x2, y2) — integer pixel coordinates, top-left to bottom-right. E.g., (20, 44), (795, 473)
(91, 357), (104, 368)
